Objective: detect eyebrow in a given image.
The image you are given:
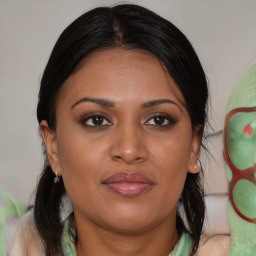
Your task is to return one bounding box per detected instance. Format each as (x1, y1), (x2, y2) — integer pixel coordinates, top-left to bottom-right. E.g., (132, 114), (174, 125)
(71, 97), (182, 112)
(71, 97), (115, 109)
(142, 99), (182, 112)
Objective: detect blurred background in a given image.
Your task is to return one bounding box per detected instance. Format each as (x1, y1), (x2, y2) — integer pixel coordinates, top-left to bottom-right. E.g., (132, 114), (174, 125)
(1, 0), (256, 204)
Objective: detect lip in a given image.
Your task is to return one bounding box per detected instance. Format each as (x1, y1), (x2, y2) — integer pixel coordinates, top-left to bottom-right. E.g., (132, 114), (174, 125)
(102, 172), (155, 197)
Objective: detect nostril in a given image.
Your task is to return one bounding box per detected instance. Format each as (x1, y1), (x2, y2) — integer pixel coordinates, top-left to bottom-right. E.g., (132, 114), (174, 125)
(113, 155), (122, 161)
(112, 154), (146, 164)
(109, 135), (148, 164)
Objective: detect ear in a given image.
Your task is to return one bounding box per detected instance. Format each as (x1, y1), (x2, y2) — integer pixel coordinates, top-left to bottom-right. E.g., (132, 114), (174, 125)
(40, 120), (61, 176)
(187, 125), (202, 174)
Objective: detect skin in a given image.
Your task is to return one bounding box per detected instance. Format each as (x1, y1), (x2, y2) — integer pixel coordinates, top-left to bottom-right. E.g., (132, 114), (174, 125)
(41, 48), (201, 256)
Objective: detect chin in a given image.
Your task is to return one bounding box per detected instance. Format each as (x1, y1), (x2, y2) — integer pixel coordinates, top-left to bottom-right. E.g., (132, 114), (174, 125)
(99, 206), (162, 234)
(105, 218), (157, 234)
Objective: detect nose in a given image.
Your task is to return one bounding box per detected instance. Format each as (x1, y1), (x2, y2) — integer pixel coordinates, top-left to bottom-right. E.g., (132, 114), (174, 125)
(110, 124), (148, 164)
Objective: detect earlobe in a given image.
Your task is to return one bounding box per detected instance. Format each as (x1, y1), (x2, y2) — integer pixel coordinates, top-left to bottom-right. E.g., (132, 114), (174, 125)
(40, 120), (60, 174)
(189, 159), (201, 173)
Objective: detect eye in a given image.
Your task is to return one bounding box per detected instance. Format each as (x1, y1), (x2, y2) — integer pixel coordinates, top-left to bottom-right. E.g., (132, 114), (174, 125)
(145, 114), (177, 127)
(82, 114), (112, 127)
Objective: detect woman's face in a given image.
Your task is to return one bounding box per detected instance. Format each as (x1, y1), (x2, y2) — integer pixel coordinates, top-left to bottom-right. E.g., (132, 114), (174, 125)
(41, 48), (201, 234)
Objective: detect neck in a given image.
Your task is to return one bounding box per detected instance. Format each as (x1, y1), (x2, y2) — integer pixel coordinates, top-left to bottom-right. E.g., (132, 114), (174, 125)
(75, 213), (179, 256)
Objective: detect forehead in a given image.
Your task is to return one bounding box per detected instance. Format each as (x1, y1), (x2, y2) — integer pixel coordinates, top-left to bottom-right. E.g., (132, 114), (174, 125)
(59, 48), (186, 107)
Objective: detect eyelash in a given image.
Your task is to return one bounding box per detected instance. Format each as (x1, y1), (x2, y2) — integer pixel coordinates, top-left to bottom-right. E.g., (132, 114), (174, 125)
(145, 113), (177, 127)
(80, 113), (177, 128)
(80, 112), (112, 128)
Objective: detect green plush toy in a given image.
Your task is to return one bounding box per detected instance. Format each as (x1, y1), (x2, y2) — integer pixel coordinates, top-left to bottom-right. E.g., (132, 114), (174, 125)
(224, 62), (256, 255)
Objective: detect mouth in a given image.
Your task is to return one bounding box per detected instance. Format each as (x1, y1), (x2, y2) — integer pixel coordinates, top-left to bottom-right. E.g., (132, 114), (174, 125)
(102, 172), (155, 197)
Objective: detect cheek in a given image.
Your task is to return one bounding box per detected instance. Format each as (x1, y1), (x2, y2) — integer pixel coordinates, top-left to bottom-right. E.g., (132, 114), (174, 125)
(149, 129), (192, 199)
(150, 128), (192, 173)
(56, 127), (109, 195)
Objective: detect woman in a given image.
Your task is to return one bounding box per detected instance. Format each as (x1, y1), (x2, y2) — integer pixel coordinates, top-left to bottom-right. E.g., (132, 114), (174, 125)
(7, 3), (208, 256)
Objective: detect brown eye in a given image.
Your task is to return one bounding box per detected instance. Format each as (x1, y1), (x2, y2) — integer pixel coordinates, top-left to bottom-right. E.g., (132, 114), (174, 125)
(145, 114), (177, 127)
(152, 116), (166, 125)
(84, 115), (112, 127)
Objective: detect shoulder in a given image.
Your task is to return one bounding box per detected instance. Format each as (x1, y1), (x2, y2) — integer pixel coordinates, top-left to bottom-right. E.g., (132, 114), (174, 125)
(7, 210), (45, 256)
(0, 188), (45, 256)
(198, 234), (230, 256)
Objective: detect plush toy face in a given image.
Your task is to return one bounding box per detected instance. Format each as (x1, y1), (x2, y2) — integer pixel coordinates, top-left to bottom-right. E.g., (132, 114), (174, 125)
(224, 107), (256, 223)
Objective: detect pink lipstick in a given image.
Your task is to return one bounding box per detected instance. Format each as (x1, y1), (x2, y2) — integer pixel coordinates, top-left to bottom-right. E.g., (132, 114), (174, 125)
(103, 172), (154, 197)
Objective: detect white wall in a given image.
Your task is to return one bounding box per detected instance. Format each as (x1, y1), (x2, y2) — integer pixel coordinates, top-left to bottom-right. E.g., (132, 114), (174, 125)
(1, 0), (256, 204)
